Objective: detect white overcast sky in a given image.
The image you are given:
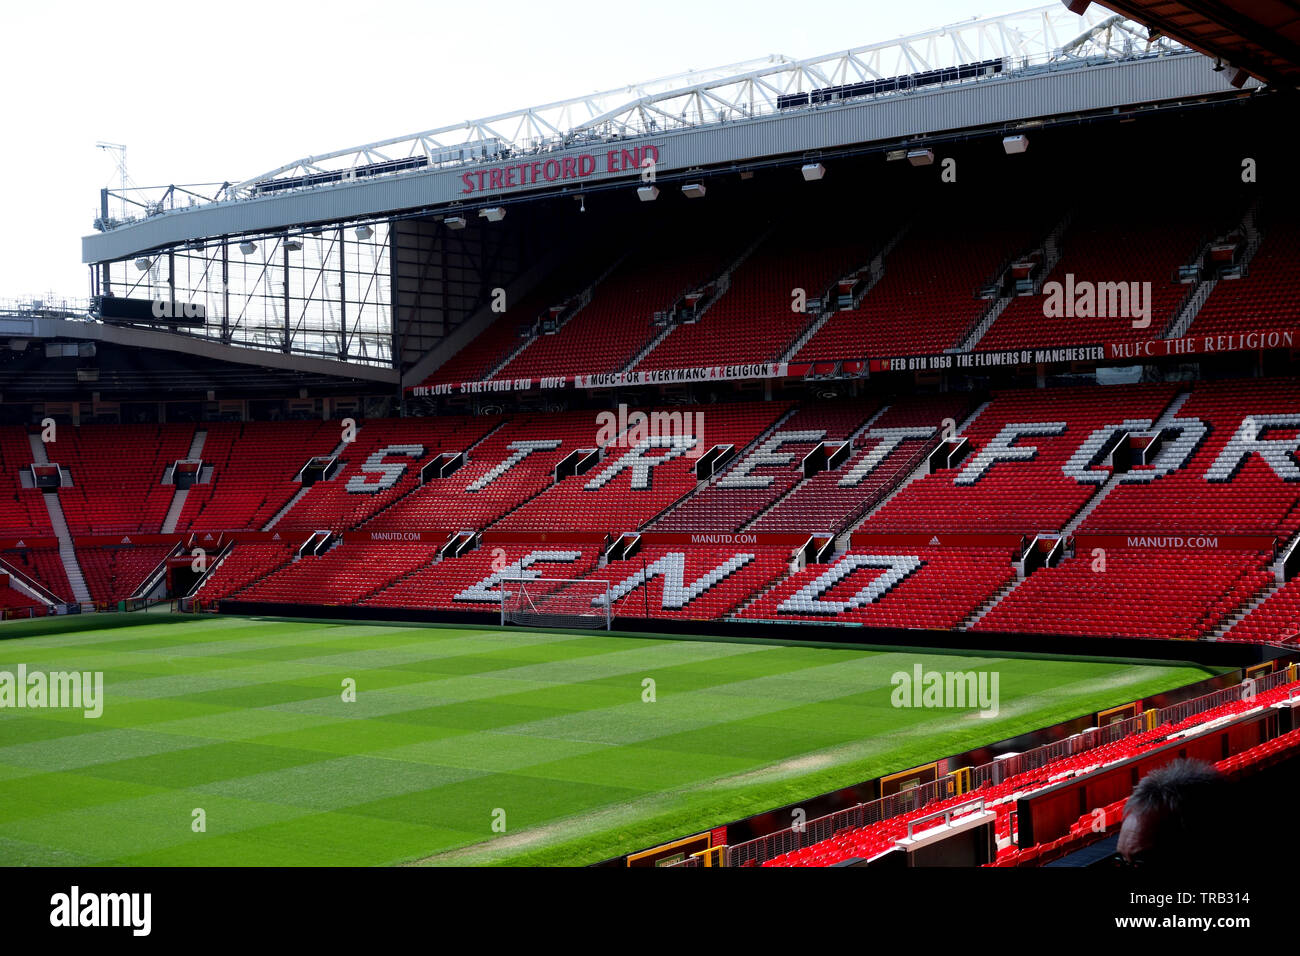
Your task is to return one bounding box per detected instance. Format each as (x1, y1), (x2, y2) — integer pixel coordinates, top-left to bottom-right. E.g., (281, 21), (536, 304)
(0, 0), (995, 301)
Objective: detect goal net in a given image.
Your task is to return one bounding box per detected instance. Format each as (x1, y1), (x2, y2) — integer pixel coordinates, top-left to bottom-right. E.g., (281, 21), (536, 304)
(501, 577), (612, 630)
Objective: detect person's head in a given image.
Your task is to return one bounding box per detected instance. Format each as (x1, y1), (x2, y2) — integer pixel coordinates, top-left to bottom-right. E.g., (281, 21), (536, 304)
(1116, 758), (1229, 867)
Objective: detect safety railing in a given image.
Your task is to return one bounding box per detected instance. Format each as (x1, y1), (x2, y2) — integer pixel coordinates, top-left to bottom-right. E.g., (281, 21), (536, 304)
(724, 671), (1297, 868)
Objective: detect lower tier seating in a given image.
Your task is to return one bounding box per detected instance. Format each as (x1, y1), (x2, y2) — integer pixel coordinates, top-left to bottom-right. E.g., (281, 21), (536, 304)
(236, 542), (443, 605)
(1081, 377), (1300, 536)
(973, 547), (1273, 641)
(362, 541), (603, 612)
(750, 395), (973, 534)
(194, 541), (299, 604)
(864, 383), (1179, 533)
(77, 546), (172, 604)
(1220, 576), (1300, 644)
(653, 401), (879, 533)
(739, 547), (1016, 629)
(765, 677), (1300, 867)
(0, 581), (45, 616)
(593, 544), (793, 620)
(2, 548), (72, 602)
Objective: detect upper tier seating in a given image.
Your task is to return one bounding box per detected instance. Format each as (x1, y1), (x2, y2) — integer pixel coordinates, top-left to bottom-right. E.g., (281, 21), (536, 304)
(739, 546), (1016, 629)
(973, 547), (1273, 640)
(794, 206), (1053, 361)
(750, 395), (974, 534)
(1192, 201), (1300, 337)
(421, 247), (619, 386)
(273, 417), (496, 532)
(494, 214), (757, 380)
(1081, 378), (1300, 536)
(492, 403), (787, 534)
(864, 384), (1179, 533)
(977, 210), (1205, 350)
(634, 216), (884, 370)
(53, 424), (195, 535)
(365, 411), (608, 533)
(652, 401), (880, 533)
(176, 421), (339, 532)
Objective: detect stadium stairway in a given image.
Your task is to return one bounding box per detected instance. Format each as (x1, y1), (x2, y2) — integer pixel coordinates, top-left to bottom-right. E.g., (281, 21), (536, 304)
(1181, 198), (1290, 339)
(747, 404), (895, 534)
(950, 213), (1072, 353)
(648, 406), (802, 532)
(1057, 389), (1192, 539)
(957, 576), (1022, 631)
(1210, 527), (1297, 640)
(1209, 578), (1281, 641)
(161, 428), (208, 534)
(28, 432), (90, 604)
(359, 417), (509, 533)
(628, 223), (776, 371)
(262, 431), (351, 530)
(40, 497), (89, 605)
(483, 248), (632, 382)
(1161, 199), (1256, 339)
(842, 399), (992, 537)
(778, 223), (909, 363)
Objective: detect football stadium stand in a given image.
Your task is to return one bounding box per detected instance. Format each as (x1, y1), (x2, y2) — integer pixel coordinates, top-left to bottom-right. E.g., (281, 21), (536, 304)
(4, 372), (1299, 644)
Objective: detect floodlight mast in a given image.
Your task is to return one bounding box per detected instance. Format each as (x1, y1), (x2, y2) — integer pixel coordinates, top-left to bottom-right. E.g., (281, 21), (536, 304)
(96, 141), (130, 221)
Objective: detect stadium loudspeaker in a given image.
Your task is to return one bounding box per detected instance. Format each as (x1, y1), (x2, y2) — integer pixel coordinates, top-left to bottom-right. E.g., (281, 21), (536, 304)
(354, 224), (374, 240)
(1062, 0), (1090, 13)
(1002, 135), (1029, 154)
(133, 257), (152, 271)
(906, 149), (934, 166)
(1230, 69), (1249, 88)
(238, 241), (257, 255)
(801, 163), (825, 181)
(637, 185), (659, 201)
(681, 183), (706, 198)
(479, 207), (506, 222)
(444, 216), (467, 229)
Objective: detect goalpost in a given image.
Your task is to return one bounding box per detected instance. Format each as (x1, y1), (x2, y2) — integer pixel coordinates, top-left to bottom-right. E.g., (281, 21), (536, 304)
(501, 577), (612, 630)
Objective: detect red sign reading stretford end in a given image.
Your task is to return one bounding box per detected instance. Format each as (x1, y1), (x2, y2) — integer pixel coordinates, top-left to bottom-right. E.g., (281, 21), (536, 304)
(460, 144), (661, 194)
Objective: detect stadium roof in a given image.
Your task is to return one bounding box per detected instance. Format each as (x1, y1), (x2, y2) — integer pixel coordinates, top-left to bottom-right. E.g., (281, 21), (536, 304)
(86, 2), (1189, 250)
(1092, 0), (1300, 86)
(225, 3), (1124, 198)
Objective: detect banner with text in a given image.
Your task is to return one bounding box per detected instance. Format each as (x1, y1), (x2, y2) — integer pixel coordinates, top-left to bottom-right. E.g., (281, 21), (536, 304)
(410, 328), (1298, 396)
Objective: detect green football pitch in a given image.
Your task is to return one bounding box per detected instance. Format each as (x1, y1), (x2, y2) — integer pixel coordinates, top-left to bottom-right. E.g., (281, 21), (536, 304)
(0, 614), (1214, 866)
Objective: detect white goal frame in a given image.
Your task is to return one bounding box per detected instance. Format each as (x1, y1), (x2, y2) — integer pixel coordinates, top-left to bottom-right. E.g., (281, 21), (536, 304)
(500, 577), (612, 630)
